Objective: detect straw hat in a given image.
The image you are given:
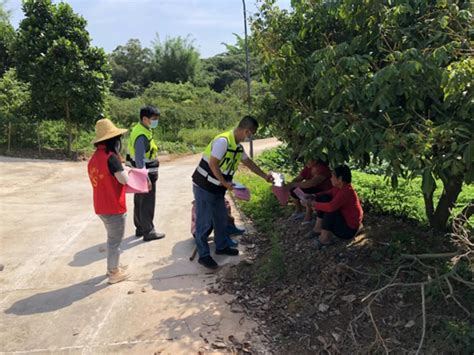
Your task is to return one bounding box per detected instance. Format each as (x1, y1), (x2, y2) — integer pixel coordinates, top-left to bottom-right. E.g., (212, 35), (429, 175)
(93, 118), (128, 143)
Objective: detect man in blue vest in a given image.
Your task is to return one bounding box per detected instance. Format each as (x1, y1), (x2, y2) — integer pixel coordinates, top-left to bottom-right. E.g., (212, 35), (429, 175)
(127, 106), (165, 242)
(192, 116), (273, 269)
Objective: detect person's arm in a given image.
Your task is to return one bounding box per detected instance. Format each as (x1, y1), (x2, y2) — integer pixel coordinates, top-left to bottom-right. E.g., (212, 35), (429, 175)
(134, 135), (147, 169)
(209, 156), (233, 190)
(313, 188), (346, 212)
(108, 154), (129, 185)
(241, 158), (273, 182)
(297, 174), (326, 189)
(114, 171), (128, 185)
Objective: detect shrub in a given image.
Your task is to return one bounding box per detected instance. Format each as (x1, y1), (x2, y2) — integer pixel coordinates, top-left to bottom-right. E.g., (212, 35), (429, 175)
(178, 128), (220, 148)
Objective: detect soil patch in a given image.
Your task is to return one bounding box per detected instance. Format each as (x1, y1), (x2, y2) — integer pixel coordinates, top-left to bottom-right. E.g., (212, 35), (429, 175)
(211, 212), (473, 354)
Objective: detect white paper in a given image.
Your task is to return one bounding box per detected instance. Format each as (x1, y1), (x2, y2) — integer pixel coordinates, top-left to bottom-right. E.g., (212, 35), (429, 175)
(271, 172), (285, 187)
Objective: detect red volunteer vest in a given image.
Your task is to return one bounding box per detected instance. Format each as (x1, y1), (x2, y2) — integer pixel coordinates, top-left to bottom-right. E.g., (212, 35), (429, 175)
(88, 145), (126, 215)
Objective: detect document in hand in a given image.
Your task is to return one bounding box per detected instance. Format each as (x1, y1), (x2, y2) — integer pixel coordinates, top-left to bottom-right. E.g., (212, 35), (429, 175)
(271, 185), (289, 206)
(126, 167), (149, 194)
(293, 187), (308, 203)
(271, 172), (285, 187)
(233, 187), (251, 201)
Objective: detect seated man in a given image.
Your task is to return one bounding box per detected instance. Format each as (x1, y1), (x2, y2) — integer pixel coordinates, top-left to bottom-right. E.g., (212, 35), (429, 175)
(286, 159), (332, 223)
(309, 165), (363, 248)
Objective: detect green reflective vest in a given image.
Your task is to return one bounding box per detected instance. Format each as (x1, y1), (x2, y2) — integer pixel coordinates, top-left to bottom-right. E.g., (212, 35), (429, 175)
(192, 130), (244, 194)
(202, 130), (243, 175)
(128, 123), (158, 162)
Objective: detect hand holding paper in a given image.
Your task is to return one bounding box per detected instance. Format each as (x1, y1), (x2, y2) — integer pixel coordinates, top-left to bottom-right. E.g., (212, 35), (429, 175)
(125, 167), (149, 194)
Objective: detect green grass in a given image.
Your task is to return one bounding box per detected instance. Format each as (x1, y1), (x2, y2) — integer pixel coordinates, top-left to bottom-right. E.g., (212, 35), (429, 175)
(234, 172), (286, 282)
(254, 147), (473, 225)
(352, 171), (474, 224)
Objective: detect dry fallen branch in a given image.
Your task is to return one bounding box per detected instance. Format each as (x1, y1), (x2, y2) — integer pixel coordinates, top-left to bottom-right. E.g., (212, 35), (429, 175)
(415, 284), (426, 355)
(401, 252), (457, 260)
(354, 215), (473, 353)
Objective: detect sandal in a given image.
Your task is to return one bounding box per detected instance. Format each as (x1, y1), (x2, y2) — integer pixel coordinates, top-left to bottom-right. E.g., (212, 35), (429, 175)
(313, 238), (336, 250)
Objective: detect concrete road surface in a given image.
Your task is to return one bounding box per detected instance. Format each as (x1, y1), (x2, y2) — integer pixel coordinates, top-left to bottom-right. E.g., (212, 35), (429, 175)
(0, 138), (280, 354)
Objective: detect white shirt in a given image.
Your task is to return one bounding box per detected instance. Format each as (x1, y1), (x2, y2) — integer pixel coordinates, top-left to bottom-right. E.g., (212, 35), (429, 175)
(211, 138), (248, 161)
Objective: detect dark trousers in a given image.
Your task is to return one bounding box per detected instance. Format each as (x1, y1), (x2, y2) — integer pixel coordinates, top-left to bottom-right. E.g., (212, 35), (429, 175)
(134, 178), (156, 237)
(317, 210), (357, 239)
(315, 194), (357, 239)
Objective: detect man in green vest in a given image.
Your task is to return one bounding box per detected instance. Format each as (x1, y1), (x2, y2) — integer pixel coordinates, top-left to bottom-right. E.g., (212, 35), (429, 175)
(191, 116), (273, 269)
(127, 106), (165, 242)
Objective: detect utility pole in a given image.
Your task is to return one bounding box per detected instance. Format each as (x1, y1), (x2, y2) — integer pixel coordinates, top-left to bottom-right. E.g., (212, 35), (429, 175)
(242, 0), (254, 158)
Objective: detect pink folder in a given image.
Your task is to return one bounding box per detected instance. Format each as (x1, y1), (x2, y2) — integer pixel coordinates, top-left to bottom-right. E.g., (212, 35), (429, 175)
(233, 187), (251, 201)
(125, 168), (149, 194)
(293, 187), (308, 202)
(272, 186), (289, 206)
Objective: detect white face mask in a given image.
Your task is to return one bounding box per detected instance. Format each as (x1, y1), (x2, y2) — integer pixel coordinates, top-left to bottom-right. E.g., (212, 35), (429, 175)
(150, 119), (159, 129)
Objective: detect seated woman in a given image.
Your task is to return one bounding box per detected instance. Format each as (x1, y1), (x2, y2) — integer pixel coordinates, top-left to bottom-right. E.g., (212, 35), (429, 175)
(309, 165), (363, 248)
(286, 159), (332, 223)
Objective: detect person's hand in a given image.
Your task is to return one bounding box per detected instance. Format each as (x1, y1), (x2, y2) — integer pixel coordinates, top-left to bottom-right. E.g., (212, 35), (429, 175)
(264, 173), (274, 183)
(147, 177), (152, 191)
(285, 182), (295, 190)
(223, 181), (233, 191)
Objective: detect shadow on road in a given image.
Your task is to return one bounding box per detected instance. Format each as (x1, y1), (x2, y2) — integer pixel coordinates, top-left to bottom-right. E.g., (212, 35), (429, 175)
(4, 275), (107, 315)
(69, 235), (143, 267)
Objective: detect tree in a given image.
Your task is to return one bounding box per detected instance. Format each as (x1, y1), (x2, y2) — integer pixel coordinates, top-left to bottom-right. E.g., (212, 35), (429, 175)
(109, 39), (152, 98)
(149, 35), (200, 84)
(13, 0), (110, 155)
(0, 68), (30, 150)
(253, 0), (473, 230)
(0, 0), (14, 75)
(200, 34), (259, 92)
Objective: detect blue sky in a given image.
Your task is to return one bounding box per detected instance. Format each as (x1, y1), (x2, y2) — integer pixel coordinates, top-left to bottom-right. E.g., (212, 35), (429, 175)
(6, 0), (291, 58)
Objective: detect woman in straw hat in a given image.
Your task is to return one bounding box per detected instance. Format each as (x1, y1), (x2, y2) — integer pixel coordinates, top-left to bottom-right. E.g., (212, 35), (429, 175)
(88, 118), (131, 284)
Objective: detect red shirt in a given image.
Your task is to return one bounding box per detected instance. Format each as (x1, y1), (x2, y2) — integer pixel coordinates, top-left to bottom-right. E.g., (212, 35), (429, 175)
(88, 146), (126, 215)
(300, 166), (313, 180)
(313, 184), (363, 229)
(313, 163), (332, 191)
(299, 163), (332, 191)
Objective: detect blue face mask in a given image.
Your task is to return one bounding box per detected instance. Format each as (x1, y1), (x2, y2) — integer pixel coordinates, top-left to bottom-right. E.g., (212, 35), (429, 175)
(150, 119), (159, 129)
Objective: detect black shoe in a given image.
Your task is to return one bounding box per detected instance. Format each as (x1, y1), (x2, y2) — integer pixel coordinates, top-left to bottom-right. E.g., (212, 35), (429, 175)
(215, 247), (239, 256)
(198, 256), (218, 269)
(143, 232), (166, 242)
(135, 231), (143, 238)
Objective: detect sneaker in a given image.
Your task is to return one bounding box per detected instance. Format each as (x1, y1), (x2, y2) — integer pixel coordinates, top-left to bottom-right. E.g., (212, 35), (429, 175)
(226, 225), (245, 236)
(305, 230), (321, 240)
(135, 230), (143, 238)
(106, 264), (128, 277)
(143, 232), (166, 241)
(107, 268), (131, 284)
(198, 255), (219, 269)
(215, 247), (239, 256)
(290, 212), (305, 220)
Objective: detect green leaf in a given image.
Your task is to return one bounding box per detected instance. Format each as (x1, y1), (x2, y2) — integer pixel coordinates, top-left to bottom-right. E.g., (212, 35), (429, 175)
(422, 168), (436, 195)
(463, 142), (474, 166)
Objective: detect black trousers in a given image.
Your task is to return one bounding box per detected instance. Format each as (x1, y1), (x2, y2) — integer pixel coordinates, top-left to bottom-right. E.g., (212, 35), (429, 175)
(134, 176), (156, 237)
(315, 194), (357, 239)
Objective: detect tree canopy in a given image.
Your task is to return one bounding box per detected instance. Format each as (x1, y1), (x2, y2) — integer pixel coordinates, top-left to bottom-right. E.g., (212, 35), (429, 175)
(0, 1), (14, 75)
(252, 0), (473, 229)
(13, 0), (110, 153)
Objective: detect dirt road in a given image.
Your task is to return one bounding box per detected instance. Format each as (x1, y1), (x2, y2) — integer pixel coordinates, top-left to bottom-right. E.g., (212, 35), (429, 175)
(0, 138), (280, 354)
